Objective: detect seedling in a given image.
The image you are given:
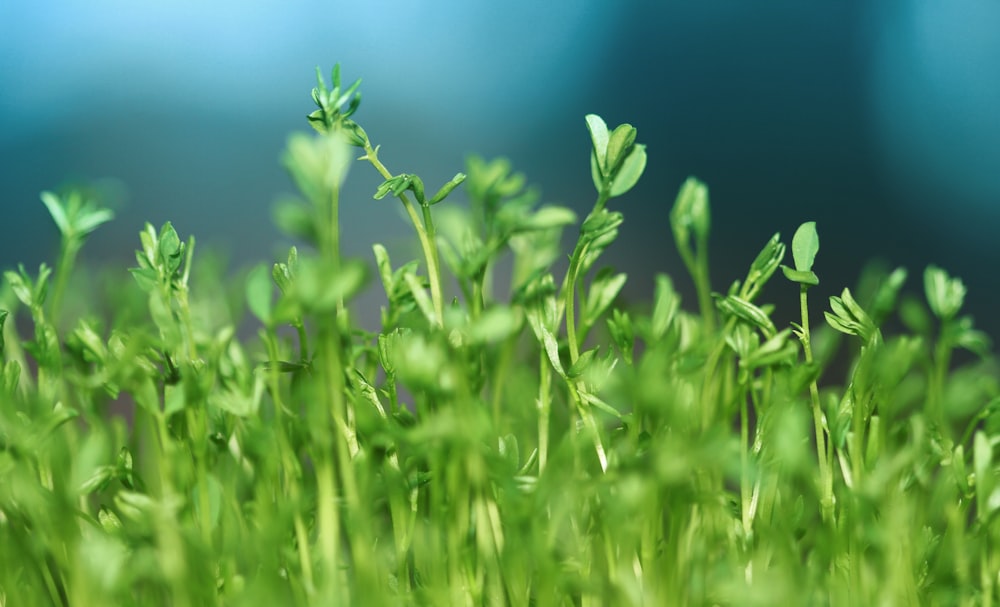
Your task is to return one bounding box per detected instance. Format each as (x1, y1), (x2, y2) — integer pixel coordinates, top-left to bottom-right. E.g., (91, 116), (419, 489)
(0, 64), (998, 606)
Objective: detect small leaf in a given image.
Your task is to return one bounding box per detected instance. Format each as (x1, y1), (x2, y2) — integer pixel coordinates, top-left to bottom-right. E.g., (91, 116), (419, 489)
(5, 269), (34, 308)
(580, 209), (623, 239)
(825, 288), (878, 343)
(373, 244), (394, 296)
(514, 206), (577, 232)
(40, 191), (71, 235)
(924, 265), (966, 321)
(781, 266), (819, 286)
(650, 274), (680, 340)
(294, 257), (368, 312)
(607, 309), (633, 364)
(609, 144), (646, 198)
(791, 221), (819, 272)
(273, 200), (318, 244)
(403, 273), (436, 325)
(870, 267), (907, 325)
(539, 325), (565, 377)
(585, 269), (627, 325)
(567, 347), (599, 379)
(605, 123), (637, 174)
(427, 172), (467, 206)
(74, 207), (115, 235)
(129, 268), (159, 292)
(467, 306), (522, 344)
(585, 114), (610, 174)
(670, 178), (710, 248)
(158, 222), (183, 275)
(745, 233), (786, 297)
(716, 294), (777, 338)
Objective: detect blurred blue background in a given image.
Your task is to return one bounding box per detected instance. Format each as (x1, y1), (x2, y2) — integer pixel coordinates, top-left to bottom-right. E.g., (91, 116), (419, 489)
(2, 1), (998, 336)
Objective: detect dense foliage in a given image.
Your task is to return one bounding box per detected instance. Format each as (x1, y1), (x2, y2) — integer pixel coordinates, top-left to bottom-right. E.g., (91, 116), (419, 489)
(1, 65), (998, 606)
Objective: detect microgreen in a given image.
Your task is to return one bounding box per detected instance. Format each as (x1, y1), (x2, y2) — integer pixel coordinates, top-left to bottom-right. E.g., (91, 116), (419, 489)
(1, 64), (999, 606)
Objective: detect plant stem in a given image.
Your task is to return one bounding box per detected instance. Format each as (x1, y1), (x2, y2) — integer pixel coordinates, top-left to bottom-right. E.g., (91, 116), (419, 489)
(798, 284), (834, 523)
(361, 142), (445, 325)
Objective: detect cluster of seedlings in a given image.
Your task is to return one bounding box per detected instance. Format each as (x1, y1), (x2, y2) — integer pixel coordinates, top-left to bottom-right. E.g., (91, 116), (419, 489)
(1, 65), (998, 606)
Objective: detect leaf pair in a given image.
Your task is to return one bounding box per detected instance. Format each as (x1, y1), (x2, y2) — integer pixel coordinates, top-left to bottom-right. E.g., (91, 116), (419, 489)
(374, 172), (467, 207)
(586, 114), (647, 198)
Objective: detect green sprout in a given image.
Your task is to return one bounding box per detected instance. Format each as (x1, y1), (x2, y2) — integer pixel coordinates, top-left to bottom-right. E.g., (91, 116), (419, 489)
(0, 64), (997, 607)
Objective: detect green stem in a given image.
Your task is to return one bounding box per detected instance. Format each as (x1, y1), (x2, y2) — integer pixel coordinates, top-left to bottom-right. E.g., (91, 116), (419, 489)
(798, 285), (834, 523)
(537, 356), (551, 474)
(49, 238), (80, 327)
(564, 244), (589, 364)
(362, 143), (445, 325)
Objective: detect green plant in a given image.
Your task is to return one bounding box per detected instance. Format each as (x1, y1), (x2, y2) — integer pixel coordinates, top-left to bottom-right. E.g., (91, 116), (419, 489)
(1, 64), (998, 606)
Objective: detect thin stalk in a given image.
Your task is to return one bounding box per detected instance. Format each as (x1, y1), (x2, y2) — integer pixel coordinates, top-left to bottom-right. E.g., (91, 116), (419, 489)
(49, 238), (80, 327)
(264, 330), (315, 594)
(361, 142), (445, 325)
(564, 247), (587, 364)
(559, 188), (608, 361)
(537, 356), (551, 474)
(929, 322), (953, 426)
(693, 231), (715, 335)
(798, 285), (834, 523)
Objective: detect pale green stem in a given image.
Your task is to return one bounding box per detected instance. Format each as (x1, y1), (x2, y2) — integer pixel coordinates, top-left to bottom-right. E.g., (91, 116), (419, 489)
(361, 143), (444, 325)
(798, 285), (834, 523)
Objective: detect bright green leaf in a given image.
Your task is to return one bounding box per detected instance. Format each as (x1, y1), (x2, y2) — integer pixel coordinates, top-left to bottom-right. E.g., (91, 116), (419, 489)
(791, 221), (819, 273)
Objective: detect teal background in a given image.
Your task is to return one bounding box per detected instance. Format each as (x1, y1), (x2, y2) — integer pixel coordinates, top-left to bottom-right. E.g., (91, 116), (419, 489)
(2, 1), (998, 336)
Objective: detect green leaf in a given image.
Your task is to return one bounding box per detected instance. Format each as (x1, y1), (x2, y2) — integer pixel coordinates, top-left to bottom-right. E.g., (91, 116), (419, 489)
(513, 206), (577, 232)
(158, 222), (183, 275)
(539, 325), (565, 378)
(869, 266), (907, 325)
(273, 199), (318, 244)
(650, 274), (680, 340)
(825, 288), (878, 343)
(467, 306), (522, 344)
(403, 273), (436, 325)
(245, 264), (274, 325)
(374, 174), (425, 203)
(0, 309), (6, 358)
(607, 309), (633, 364)
(372, 244), (394, 297)
(670, 178), (710, 249)
(745, 233), (785, 297)
(924, 265), (966, 321)
(40, 191), (70, 235)
(74, 206), (115, 236)
(283, 131), (352, 202)
(427, 172), (467, 206)
(605, 123), (637, 174)
(742, 328), (797, 371)
(5, 269), (34, 308)
(585, 269), (627, 326)
(780, 266), (819, 286)
(716, 294), (776, 338)
(567, 347), (599, 379)
(585, 114), (610, 175)
(580, 209), (623, 239)
(129, 267), (158, 292)
(294, 257), (368, 312)
(609, 144), (646, 198)
(974, 431), (996, 523)
(272, 248), (297, 295)
(791, 221), (819, 272)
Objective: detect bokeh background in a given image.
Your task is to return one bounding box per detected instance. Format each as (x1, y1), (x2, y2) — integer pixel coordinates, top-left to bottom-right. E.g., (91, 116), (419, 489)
(2, 1), (999, 337)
